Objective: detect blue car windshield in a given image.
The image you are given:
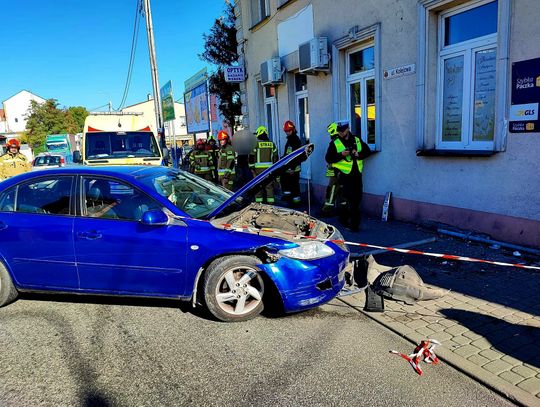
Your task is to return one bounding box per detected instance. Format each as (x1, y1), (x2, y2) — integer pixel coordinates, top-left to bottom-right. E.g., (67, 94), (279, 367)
(85, 132), (160, 159)
(140, 169), (240, 219)
(46, 142), (68, 151)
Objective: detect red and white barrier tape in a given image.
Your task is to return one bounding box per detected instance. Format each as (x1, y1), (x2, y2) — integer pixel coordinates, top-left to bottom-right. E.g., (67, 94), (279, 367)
(218, 223), (540, 271)
(391, 339), (441, 375)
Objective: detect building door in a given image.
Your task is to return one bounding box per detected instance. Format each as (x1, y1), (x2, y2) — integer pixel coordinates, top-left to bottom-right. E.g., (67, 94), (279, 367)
(294, 74), (310, 179)
(346, 45), (376, 146)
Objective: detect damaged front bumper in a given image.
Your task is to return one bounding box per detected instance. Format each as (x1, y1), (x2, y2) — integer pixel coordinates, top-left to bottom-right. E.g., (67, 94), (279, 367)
(257, 241), (350, 313)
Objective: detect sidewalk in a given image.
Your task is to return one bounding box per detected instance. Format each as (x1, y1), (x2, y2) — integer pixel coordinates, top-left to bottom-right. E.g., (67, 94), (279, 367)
(327, 215), (540, 406)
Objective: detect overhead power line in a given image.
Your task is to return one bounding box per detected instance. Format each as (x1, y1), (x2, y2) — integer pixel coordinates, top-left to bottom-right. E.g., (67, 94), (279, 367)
(116, 0), (143, 111)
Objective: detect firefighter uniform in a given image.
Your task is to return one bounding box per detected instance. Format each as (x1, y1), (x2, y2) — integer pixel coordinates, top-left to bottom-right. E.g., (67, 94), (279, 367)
(217, 141), (236, 188)
(0, 151), (31, 181)
(281, 121), (302, 205)
(249, 126), (278, 203)
(190, 144), (215, 182)
(325, 122), (371, 231)
(319, 123), (341, 216)
(206, 136), (219, 182)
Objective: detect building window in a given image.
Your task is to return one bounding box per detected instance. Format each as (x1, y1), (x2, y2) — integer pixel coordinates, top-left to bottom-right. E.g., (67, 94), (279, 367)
(294, 74), (309, 144)
(437, 0), (498, 149)
(263, 85), (280, 151)
(251, 0), (269, 26)
(14, 118), (18, 123)
(346, 45), (376, 146)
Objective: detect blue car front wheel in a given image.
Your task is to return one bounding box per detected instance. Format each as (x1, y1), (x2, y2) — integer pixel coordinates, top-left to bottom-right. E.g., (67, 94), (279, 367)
(203, 255), (265, 322)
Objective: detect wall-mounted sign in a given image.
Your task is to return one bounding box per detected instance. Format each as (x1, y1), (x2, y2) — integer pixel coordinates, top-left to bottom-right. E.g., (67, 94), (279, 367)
(224, 66), (245, 82)
(510, 57), (540, 133)
(383, 64), (416, 80)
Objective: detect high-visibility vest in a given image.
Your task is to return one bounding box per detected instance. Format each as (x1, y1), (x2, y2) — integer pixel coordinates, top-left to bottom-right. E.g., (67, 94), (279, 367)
(251, 141), (276, 169)
(190, 151), (214, 174)
(217, 144), (236, 175)
(285, 146), (301, 172)
(331, 137), (363, 174)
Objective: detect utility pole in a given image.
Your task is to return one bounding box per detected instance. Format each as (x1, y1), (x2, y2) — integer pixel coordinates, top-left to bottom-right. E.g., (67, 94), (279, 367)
(142, 0), (165, 148)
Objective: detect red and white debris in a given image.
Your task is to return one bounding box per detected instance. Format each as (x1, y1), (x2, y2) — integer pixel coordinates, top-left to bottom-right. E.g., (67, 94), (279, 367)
(390, 339), (441, 375)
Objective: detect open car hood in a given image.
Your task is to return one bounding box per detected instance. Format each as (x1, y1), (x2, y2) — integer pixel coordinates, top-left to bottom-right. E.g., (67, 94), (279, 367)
(206, 143), (314, 219)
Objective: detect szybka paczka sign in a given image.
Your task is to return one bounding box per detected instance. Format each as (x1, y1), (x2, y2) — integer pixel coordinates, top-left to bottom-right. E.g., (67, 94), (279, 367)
(510, 57), (540, 133)
(224, 66), (245, 83)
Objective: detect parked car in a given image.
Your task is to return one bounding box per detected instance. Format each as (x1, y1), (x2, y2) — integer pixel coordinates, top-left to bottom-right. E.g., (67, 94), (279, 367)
(32, 152), (66, 170)
(0, 145), (350, 322)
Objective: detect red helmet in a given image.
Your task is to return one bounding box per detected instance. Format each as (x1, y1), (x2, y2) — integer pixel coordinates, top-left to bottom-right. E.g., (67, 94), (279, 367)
(217, 130), (229, 141)
(283, 120), (295, 132)
(196, 139), (205, 146)
(6, 139), (20, 149)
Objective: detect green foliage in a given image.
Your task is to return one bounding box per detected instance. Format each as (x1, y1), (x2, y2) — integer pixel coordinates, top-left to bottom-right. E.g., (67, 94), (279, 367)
(22, 99), (88, 152)
(200, 1), (242, 131)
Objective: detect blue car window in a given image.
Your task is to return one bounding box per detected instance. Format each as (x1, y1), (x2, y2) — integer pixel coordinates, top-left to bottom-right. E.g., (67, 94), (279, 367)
(83, 177), (162, 221)
(139, 169), (231, 219)
(15, 176), (72, 215)
(0, 186), (16, 212)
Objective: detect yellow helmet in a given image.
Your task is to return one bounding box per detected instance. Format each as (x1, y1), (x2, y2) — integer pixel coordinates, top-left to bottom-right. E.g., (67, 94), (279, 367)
(255, 125), (268, 138)
(327, 122), (338, 137)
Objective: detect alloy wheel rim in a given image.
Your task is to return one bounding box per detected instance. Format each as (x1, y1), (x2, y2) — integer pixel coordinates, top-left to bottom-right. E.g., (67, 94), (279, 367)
(215, 266), (264, 316)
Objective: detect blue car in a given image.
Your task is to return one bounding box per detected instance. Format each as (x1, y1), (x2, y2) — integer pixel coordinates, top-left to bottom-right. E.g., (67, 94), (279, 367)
(0, 145), (350, 321)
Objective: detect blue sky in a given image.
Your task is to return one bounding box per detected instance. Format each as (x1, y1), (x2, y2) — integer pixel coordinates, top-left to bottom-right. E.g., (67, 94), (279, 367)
(0, 0), (227, 110)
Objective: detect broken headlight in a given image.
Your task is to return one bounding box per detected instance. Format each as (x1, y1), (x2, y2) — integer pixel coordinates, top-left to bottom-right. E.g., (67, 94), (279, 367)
(278, 241), (335, 260)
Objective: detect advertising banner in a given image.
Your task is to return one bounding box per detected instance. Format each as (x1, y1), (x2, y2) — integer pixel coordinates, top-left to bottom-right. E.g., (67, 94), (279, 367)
(160, 80), (176, 122)
(184, 82), (210, 134)
(510, 57), (540, 133)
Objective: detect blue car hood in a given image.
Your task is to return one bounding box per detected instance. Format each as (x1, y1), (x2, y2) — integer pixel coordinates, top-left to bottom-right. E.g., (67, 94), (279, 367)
(206, 143), (314, 219)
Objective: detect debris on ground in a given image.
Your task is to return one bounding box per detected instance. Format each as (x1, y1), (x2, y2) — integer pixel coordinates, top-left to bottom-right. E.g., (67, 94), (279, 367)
(390, 339), (441, 375)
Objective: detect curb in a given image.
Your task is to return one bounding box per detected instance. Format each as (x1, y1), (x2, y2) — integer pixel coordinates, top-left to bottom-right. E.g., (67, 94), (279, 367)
(338, 296), (539, 407)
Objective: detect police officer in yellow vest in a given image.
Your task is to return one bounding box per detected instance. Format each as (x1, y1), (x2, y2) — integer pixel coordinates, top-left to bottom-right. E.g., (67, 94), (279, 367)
(217, 130), (236, 188)
(319, 122), (341, 217)
(0, 139), (31, 181)
(324, 120), (371, 231)
(281, 120), (302, 206)
(189, 139), (215, 182)
(249, 126), (278, 204)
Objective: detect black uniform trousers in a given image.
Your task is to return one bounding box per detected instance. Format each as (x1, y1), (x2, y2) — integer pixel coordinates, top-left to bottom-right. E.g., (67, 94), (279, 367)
(338, 171), (363, 229)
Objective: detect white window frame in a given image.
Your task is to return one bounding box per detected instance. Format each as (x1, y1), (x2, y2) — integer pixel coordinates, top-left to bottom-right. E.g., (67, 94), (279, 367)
(263, 86), (280, 152)
(436, 0), (498, 150)
(345, 43), (376, 148)
(332, 23), (382, 151)
(416, 0), (511, 153)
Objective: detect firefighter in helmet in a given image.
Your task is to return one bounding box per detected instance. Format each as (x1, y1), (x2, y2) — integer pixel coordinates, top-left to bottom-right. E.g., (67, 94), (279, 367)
(249, 126), (278, 203)
(189, 139), (215, 181)
(281, 120), (302, 206)
(217, 130), (236, 188)
(0, 139), (31, 181)
(206, 134), (219, 182)
(318, 122), (340, 217)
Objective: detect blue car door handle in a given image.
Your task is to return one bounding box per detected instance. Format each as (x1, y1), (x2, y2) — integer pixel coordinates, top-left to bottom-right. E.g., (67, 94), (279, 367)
(0, 221), (7, 231)
(77, 230), (102, 240)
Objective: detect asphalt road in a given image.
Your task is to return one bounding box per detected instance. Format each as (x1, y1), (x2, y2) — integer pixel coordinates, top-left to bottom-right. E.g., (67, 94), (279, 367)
(0, 294), (514, 407)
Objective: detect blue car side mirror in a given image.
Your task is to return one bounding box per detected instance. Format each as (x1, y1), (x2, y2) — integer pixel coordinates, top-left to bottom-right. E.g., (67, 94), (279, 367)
(141, 209), (169, 226)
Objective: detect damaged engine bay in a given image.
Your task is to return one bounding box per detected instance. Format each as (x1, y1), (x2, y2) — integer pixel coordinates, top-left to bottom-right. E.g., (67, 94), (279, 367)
(213, 203), (336, 240)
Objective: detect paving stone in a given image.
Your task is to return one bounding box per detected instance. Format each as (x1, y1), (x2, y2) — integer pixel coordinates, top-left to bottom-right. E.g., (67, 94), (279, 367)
(517, 377), (540, 394)
(463, 331), (482, 340)
(470, 338), (492, 350)
(512, 365), (538, 379)
(452, 335), (472, 346)
(384, 321), (414, 335)
(523, 318), (540, 328)
(467, 354), (491, 366)
(405, 320), (427, 330)
(499, 370), (526, 385)
(454, 345), (481, 358)
(415, 327), (436, 336)
(425, 323), (446, 332)
(502, 314), (526, 324)
(477, 304), (497, 312)
(482, 359), (513, 375)
(438, 319), (458, 328)
(445, 340), (462, 350)
(444, 325), (469, 336)
(490, 308), (516, 318)
(479, 349), (504, 360)
(429, 331), (453, 342)
(501, 355), (526, 367)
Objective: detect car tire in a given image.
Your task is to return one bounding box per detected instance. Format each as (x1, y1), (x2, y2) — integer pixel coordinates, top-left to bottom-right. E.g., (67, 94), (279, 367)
(0, 261), (18, 307)
(203, 255), (265, 322)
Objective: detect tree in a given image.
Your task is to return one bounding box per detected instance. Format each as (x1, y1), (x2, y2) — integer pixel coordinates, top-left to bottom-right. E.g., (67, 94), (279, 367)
(200, 1), (242, 132)
(22, 99), (88, 153)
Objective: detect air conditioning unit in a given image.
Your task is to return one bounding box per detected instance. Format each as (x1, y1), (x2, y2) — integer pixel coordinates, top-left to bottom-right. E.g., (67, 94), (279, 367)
(260, 58), (283, 86)
(299, 37), (329, 73)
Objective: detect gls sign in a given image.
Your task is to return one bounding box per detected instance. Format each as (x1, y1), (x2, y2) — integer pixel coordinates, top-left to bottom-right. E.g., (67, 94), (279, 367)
(509, 103), (539, 121)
